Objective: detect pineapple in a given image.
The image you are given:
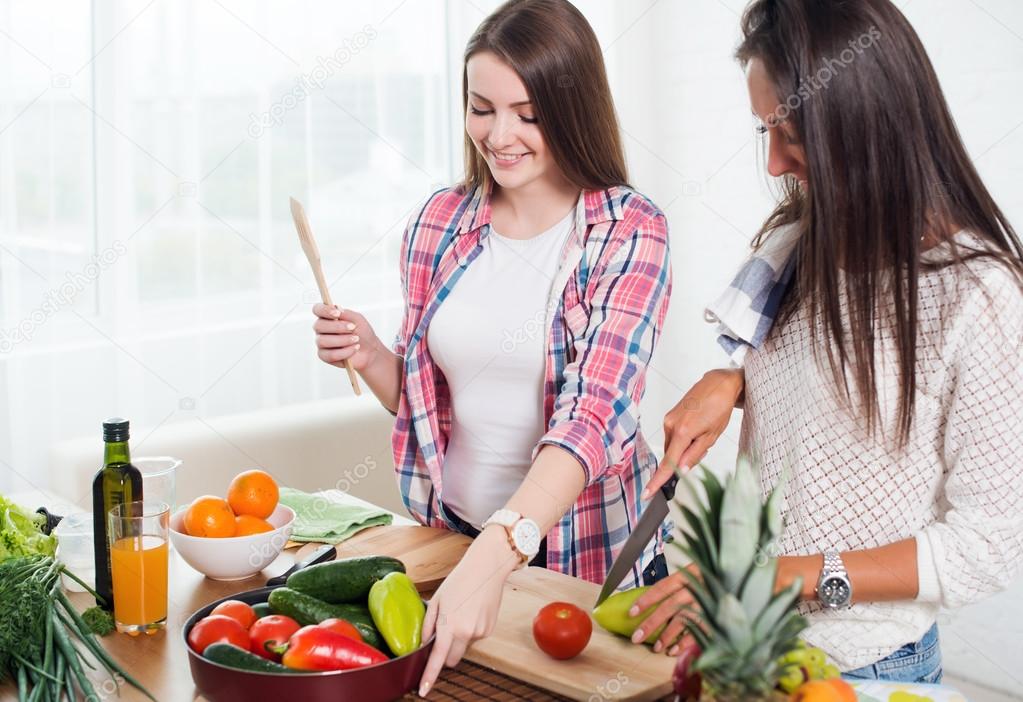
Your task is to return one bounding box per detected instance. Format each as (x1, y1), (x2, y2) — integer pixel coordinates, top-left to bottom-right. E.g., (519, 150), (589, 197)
(672, 457), (806, 702)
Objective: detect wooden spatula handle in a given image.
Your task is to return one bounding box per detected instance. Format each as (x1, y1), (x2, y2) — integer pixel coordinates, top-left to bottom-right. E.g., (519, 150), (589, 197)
(290, 197), (362, 395)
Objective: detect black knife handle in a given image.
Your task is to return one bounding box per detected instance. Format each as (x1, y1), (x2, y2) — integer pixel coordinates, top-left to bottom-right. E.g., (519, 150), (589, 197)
(660, 472), (679, 501)
(266, 543), (336, 587)
(36, 507), (64, 535)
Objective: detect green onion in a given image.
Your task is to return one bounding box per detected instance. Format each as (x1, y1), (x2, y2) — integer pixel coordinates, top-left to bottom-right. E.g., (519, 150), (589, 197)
(1, 555), (155, 701)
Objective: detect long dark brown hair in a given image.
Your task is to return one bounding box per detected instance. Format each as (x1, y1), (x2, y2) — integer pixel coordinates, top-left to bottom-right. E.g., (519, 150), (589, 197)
(462, 0), (628, 191)
(736, 0), (1023, 445)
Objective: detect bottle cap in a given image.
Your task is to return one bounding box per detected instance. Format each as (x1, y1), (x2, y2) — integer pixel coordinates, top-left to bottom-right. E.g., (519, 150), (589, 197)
(102, 418), (130, 442)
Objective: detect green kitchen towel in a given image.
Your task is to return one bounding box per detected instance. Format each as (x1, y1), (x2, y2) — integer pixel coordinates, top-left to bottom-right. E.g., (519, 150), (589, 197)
(279, 487), (393, 543)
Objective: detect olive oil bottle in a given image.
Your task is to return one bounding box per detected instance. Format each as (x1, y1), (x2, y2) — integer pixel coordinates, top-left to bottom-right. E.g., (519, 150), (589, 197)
(92, 418), (143, 610)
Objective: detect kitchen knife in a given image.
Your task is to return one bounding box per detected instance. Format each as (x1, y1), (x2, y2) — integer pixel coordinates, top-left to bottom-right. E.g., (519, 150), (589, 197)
(594, 472), (679, 607)
(266, 543), (337, 587)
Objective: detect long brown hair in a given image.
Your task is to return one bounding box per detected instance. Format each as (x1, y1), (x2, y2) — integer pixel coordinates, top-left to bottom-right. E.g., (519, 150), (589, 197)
(462, 0), (628, 191)
(736, 0), (1023, 444)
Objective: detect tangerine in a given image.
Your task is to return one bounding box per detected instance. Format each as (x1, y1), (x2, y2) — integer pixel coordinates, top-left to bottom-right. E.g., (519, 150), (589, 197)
(183, 496), (236, 538)
(792, 679), (856, 702)
(227, 469), (279, 519)
(235, 514), (274, 536)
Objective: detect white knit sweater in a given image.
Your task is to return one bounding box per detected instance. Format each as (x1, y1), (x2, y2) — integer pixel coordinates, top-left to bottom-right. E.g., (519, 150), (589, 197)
(739, 238), (1023, 670)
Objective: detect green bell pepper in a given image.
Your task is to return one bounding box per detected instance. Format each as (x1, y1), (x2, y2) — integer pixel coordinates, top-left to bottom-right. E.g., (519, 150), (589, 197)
(367, 572), (425, 656)
(592, 586), (666, 645)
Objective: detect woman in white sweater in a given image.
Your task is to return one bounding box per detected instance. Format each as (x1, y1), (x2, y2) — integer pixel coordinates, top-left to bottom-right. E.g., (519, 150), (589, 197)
(634, 0), (1023, 685)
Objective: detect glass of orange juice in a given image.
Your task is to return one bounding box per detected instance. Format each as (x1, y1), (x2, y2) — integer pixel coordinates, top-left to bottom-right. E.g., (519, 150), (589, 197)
(107, 500), (169, 635)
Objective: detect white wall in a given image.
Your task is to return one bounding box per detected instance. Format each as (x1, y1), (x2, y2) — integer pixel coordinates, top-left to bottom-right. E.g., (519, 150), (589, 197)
(603, 0), (1023, 476)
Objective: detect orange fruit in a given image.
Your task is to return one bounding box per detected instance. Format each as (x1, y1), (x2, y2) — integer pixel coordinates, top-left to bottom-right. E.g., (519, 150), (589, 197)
(183, 496), (236, 538)
(792, 679), (856, 702)
(227, 469), (279, 519)
(234, 514), (274, 536)
(824, 679), (856, 702)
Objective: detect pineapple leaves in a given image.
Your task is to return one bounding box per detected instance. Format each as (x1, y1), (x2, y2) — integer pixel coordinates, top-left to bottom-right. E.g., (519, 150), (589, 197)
(697, 465), (725, 542)
(739, 556), (777, 622)
(678, 504), (718, 571)
(718, 459), (761, 591)
(667, 455), (807, 699)
(671, 541), (727, 602)
(752, 577), (802, 642)
(716, 594), (754, 655)
(677, 574), (725, 636)
(761, 470), (787, 544)
(692, 642), (733, 674)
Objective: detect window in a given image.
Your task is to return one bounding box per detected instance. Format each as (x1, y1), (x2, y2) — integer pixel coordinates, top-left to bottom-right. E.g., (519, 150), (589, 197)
(0, 0), (454, 492)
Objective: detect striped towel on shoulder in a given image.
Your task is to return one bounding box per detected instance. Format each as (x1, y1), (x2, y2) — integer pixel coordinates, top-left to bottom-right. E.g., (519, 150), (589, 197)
(705, 224), (799, 365)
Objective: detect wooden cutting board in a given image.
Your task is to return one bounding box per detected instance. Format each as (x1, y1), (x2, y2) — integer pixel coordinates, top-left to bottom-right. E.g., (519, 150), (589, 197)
(465, 567), (676, 702)
(288, 525), (472, 592)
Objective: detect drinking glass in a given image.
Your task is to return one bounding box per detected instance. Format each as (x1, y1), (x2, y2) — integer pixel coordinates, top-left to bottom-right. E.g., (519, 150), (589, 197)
(107, 500), (169, 635)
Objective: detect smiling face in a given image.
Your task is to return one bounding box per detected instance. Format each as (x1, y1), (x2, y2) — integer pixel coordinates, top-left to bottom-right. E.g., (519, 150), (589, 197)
(465, 51), (562, 193)
(746, 58), (809, 188)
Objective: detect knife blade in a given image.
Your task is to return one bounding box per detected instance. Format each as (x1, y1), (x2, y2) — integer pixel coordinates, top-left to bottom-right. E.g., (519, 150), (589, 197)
(595, 472), (678, 607)
(266, 543), (336, 587)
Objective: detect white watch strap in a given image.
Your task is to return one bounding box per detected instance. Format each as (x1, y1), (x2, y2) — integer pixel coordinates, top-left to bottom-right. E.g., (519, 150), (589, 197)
(482, 508), (520, 531)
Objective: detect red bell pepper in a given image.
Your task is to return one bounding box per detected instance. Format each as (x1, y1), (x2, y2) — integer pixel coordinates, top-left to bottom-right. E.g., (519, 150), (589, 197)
(319, 618), (363, 643)
(280, 625), (388, 671)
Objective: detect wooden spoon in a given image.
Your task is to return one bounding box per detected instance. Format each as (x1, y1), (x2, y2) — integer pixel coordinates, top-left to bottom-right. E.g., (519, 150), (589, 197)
(289, 196), (362, 395)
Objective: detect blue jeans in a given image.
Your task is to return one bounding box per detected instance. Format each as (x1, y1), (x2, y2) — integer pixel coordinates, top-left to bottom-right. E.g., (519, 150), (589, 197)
(842, 623), (942, 685)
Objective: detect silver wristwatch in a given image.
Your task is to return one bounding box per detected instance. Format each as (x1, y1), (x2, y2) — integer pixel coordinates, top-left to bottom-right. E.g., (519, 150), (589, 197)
(816, 550), (853, 609)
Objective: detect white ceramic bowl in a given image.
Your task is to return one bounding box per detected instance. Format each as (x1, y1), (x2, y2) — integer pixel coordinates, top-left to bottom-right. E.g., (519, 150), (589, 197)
(169, 504), (295, 580)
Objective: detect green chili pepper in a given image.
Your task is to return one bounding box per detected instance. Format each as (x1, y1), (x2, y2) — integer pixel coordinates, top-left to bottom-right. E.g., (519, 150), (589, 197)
(367, 572), (425, 656)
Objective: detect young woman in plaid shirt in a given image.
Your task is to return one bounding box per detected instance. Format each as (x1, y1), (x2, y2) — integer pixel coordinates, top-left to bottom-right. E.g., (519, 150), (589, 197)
(312, 0), (672, 692)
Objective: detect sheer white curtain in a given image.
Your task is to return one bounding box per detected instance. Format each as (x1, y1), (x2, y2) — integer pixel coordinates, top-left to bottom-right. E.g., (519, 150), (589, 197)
(1, 0), (454, 493)
(9, 0), (1019, 499)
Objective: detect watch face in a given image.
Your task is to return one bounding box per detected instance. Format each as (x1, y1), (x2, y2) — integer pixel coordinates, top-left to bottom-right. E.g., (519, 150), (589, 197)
(820, 576), (851, 607)
(512, 519), (541, 556)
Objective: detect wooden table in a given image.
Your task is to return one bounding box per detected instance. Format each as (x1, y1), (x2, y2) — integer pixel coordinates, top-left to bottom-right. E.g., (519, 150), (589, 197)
(0, 491), (469, 702)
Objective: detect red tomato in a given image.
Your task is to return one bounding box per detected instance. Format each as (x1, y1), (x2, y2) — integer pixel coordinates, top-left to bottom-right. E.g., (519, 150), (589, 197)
(532, 602), (592, 660)
(319, 618), (363, 643)
(188, 615), (249, 655)
(249, 615), (302, 661)
(210, 600), (257, 630)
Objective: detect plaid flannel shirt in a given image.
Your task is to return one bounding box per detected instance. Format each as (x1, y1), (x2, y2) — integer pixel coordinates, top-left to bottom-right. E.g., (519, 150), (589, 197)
(390, 183), (672, 587)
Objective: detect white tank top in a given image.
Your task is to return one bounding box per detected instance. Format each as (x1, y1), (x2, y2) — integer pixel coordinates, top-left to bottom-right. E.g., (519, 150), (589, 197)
(427, 209), (574, 528)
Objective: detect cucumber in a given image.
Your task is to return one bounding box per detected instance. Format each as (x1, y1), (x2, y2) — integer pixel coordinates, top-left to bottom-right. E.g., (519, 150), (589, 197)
(268, 588), (390, 654)
(286, 556), (406, 603)
(252, 602), (275, 619)
(203, 643), (292, 674)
